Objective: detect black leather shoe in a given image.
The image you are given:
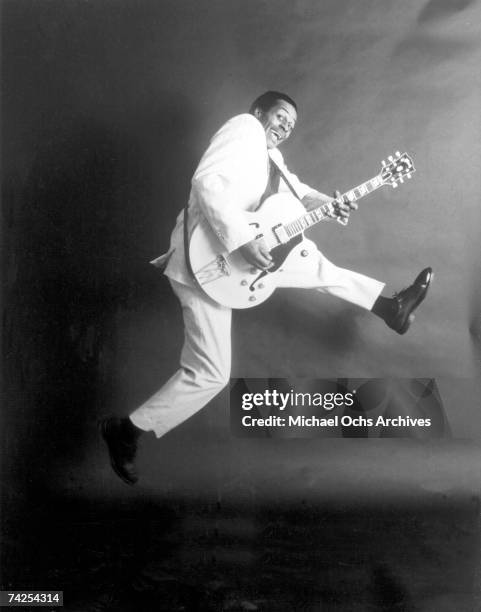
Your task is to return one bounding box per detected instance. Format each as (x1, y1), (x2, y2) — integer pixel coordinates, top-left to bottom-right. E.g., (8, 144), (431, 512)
(100, 417), (139, 485)
(386, 267), (433, 334)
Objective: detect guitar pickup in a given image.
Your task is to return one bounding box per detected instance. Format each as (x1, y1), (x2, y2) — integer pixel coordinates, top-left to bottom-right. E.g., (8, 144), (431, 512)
(272, 224), (289, 244)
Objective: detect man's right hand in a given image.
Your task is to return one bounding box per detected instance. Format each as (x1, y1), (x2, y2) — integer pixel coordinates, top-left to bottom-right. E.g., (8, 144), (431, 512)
(239, 238), (273, 270)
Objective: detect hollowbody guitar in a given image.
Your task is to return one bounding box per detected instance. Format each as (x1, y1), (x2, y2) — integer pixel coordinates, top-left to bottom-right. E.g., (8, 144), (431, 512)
(188, 152), (415, 309)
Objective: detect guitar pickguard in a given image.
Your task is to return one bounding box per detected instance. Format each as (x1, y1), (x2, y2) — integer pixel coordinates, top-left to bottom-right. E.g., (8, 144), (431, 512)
(249, 234), (303, 291)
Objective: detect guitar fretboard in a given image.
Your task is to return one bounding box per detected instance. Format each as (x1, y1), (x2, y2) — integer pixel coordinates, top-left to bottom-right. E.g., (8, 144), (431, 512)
(283, 175), (383, 238)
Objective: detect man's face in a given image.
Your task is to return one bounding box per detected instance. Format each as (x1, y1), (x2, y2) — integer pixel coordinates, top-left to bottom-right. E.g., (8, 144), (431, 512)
(255, 100), (297, 149)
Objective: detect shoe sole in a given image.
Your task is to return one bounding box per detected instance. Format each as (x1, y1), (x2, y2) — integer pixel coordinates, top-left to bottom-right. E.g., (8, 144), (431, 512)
(399, 313), (415, 335)
(99, 419), (138, 486)
(412, 269), (433, 312)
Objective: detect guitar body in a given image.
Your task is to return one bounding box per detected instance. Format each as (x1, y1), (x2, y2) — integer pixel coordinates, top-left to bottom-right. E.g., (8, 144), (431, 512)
(188, 193), (310, 309)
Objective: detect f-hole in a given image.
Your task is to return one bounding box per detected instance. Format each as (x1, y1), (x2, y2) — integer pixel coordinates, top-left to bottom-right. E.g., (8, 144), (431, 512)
(249, 269), (268, 292)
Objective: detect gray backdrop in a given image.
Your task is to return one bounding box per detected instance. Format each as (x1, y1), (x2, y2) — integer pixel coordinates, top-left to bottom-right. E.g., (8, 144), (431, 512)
(2, 0), (481, 519)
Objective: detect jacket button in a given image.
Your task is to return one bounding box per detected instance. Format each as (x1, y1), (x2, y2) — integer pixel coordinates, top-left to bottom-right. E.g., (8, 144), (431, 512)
(301, 249), (309, 257)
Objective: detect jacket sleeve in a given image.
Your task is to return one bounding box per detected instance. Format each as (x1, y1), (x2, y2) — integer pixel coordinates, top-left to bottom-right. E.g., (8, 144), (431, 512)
(191, 115), (262, 253)
(271, 149), (331, 202)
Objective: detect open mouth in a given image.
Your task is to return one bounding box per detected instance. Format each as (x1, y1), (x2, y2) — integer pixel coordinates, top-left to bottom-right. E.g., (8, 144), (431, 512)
(269, 129), (282, 143)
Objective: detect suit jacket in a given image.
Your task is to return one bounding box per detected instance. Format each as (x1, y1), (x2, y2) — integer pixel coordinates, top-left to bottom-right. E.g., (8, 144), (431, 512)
(151, 113), (314, 287)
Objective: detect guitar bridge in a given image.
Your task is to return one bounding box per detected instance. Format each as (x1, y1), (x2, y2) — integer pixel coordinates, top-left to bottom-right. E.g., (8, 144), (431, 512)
(195, 255), (231, 286)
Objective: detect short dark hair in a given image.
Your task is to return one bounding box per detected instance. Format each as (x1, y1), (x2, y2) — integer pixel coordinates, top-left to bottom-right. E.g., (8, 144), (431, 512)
(249, 91), (298, 115)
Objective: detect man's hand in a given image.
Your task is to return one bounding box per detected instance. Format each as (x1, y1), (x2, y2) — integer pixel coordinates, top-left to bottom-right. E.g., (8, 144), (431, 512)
(239, 238), (273, 270)
(331, 190), (358, 222)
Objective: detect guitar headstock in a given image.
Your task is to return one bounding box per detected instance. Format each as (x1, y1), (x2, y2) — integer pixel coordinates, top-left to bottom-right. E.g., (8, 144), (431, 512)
(380, 151), (415, 188)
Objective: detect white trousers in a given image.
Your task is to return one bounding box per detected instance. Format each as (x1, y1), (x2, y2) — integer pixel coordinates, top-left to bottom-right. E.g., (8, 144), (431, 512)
(130, 239), (384, 438)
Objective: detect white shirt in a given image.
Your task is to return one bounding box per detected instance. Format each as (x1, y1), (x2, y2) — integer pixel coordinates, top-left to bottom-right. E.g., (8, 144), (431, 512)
(151, 113), (314, 287)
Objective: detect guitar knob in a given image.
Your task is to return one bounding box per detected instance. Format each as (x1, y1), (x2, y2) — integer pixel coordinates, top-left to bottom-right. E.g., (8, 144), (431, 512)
(300, 249), (309, 257)
(249, 296), (256, 302)
(258, 283), (264, 289)
(241, 280), (248, 286)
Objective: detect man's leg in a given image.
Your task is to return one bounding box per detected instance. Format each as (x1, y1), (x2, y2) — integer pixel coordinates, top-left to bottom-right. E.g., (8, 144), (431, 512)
(276, 239), (384, 308)
(277, 239), (431, 333)
(130, 279), (232, 437)
(101, 279), (232, 484)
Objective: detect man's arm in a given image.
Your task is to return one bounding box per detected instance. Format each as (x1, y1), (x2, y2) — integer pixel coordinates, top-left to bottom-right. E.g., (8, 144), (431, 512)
(192, 115), (263, 253)
(239, 186), (358, 271)
(272, 150), (358, 222)
(302, 189), (358, 222)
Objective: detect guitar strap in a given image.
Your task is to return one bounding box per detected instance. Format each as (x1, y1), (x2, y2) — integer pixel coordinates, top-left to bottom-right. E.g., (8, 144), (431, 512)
(257, 156), (302, 209)
(183, 204), (198, 283)
(269, 157), (303, 202)
(183, 155), (303, 281)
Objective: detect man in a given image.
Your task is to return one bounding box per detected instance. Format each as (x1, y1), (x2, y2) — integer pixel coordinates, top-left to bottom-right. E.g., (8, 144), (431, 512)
(101, 91), (432, 485)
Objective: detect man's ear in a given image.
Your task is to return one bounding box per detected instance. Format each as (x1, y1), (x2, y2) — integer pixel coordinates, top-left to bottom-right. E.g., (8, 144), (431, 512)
(253, 107), (263, 120)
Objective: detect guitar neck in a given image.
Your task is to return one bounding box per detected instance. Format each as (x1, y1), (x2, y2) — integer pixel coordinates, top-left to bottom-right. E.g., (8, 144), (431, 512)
(282, 174), (384, 239)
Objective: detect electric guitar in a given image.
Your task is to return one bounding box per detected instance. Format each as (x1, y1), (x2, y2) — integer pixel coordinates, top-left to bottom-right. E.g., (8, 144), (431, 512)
(188, 152), (415, 309)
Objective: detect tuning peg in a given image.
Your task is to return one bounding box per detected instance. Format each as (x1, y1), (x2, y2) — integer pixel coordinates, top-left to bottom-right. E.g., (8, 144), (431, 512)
(407, 173), (411, 179)
(388, 155), (394, 162)
(395, 151), (401, 157)
(381, 159), (386, 167)
(399, 177), (404, 183)
(392, 181), (398, 188)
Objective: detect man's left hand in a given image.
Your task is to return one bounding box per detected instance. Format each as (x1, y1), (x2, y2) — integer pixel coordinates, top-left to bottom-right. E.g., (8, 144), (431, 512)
(331, 190), (358, 222)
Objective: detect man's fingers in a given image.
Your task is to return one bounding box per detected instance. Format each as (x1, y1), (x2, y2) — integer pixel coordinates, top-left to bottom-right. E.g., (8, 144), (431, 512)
(331, 190), (358, 218)
(343, 195), (357, 210)
(338, 201), (358, 213)
(259, 245), (272, 260)
(255, 245), (273, 268)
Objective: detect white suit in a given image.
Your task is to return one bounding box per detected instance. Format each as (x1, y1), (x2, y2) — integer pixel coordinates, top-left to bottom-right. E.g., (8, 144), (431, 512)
(130, 114), (384, 438)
